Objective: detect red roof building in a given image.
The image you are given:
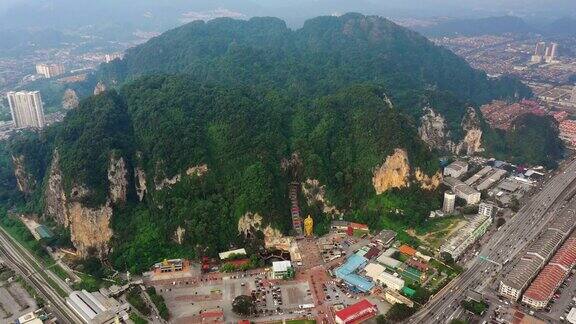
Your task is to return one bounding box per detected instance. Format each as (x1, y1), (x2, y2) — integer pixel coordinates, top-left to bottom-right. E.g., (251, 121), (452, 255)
(406, 258), (429, 272)
(522, 234), (576, 309)
(335, 299), (378, 324)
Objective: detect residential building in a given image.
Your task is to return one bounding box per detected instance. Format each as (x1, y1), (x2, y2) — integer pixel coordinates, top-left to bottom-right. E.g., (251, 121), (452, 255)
(104, 53), (122, 63)
(334, 299), (378, 324)
(444, 177), (481, 205)
(35, 63), (65, 78)
(571, 86), (576, 104)
(440, 213), (492, 260)
(443, 191), (456, 214)
(66, 289), (130, 324)
(7, 91), (45, 128)
(544, 43), (558, 63)
(443, 160), (468, 178)
(478, 202), (497, 218)
(271, 260), (293, 279)
(531, 42), (546, 63)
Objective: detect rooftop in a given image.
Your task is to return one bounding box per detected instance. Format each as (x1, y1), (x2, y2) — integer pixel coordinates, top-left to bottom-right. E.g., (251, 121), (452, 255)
(272, 260), (292, 273)
(334, 299), (378, 323)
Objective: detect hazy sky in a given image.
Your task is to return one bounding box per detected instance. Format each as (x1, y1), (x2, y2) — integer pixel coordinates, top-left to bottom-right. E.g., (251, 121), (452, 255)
(0, 0), (574, 31)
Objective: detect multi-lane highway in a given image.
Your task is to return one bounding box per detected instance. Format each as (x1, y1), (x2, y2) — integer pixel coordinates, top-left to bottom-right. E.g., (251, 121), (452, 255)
(0, 226), (83, 324)
(409, 158), (576, 323)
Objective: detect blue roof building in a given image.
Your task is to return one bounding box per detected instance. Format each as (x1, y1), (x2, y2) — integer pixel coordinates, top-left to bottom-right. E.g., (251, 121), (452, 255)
(335, 254), (375, 292)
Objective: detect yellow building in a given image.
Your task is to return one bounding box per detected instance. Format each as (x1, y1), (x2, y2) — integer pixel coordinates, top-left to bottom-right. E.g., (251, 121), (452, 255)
(304, 215), (314, 236)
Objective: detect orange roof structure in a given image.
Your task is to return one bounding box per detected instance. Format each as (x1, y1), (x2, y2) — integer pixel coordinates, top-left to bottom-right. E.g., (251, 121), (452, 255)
(399, 245), (417, 256)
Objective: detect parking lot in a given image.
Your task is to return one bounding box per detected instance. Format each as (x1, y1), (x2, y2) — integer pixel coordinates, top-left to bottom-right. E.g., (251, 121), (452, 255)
(0, 266), (37, 323)
(548, 270), (576, 321)
(157, 271), (321, 323)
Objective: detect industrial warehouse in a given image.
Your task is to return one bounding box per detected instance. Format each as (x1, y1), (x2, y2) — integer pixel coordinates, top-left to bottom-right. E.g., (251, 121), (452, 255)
(499, 204), (576, 302)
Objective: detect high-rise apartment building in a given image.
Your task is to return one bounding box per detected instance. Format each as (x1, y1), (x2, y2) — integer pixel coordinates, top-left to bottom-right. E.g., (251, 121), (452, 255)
(35, 63), (66, 78)
(7, 91), (46, 129)
(571, 86), (576, 104)
(443, 191), (456, 214)
(544, 43), (558, 63)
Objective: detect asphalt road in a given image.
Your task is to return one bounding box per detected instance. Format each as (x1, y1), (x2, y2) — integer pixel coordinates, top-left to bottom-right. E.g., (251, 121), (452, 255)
(409, 158), (576, 324)
(0, 226), (83, 324)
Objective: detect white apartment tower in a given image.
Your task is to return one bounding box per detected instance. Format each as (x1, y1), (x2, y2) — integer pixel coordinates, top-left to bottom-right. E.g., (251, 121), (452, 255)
(443, 191), (456, 214)
(7, 91), (46, 129)
(544, 43), (558, 63)
(571, 85), (576, 104)
(35, 63), (65, 78)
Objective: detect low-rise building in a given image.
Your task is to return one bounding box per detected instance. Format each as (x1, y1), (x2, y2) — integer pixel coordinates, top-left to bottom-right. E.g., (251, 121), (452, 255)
(384, 289), (414, 308)
(218, 248), (247, 260)
(374, 230), (396, 246)
(152, 259), (189, 275)
(347, 222), (369, 237)
(334, 299), (378, 324)
(376, 271), (405, 291)
(443, 160), (468, 178)
(443, 177), (481, 205)
(399, 245), (417, 257)
(66, 290), (130, 324)
(478, 202), (497, 218)
(271, 260), (293, 279)
(522, 233), (576, 309)
(335, 255), (374, 292)
(440, 213), (492, 260)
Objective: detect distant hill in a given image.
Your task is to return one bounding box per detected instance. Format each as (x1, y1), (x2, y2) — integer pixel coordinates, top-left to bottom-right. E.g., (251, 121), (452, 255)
(101, 13), (530, 108)
(541, 17), (576, 37)
(414, 16), (535, 37)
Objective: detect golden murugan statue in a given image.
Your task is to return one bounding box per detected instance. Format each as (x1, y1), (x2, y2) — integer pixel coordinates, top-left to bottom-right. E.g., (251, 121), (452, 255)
(304, 215), (314, 236)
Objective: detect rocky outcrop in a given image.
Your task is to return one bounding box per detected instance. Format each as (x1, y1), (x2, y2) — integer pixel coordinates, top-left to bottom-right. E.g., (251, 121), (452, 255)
(186, 164), (208, 177)
(455, 107), (483, 156)
(42, 149), (132, 258)
(415, 168), (442, 190)
(68, 202), (113, 258)
(419, 107), (454, 151)
(62, 89), (79, 110)
(173, 226), (186, 245)
(302, 179), (342, 216)
(134, 151), (147, 201)
(94, 82), (107, 95)
(11, 155), (34, 194)
(238, 212), (263, 236)
(372, 148), (411, 194)
(155, 163), (209, 191)
(44, 151), (68, 226)
(108, 155), (128, 204)
(134, 166), (147, 201)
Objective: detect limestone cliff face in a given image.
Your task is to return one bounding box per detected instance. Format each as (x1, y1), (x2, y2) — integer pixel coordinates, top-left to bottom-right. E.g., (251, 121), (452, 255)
(62, 89), (79, 110)
(154, 163), (209, 191)
(237, 212), (263, 236)
(43, 149), (130, 258)
(11, 155), (35, 194)
(419, 107), (483, 156)
(302, 179), (342, 217)
(134, 151), (147, 201)
(372, 148), (411, 194)
(94, 82), (107, 95)
(372, 148), (441, 194)
(44, 151), (68, 227)
(68, 202), (113, 258)
(455, 107), (483, 156)
(107, 155), (128, 204)
(418, 107), (454, 152)
(415, 168), (442, 190)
